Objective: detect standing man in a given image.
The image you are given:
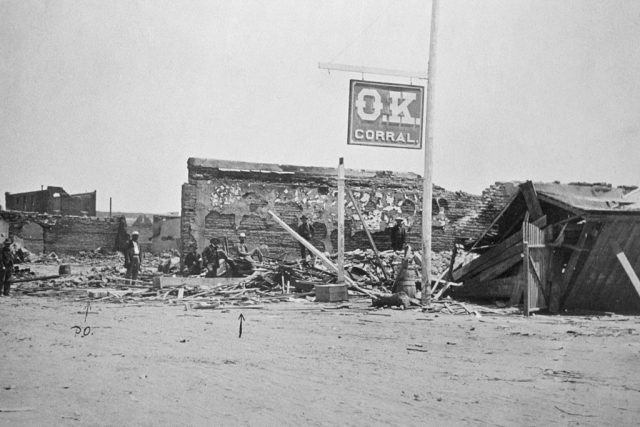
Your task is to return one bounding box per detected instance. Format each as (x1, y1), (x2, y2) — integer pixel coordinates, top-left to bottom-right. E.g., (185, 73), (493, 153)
(389, 217), (407, 251)
(1, 239), (14, 296)
(202, 238), (234, 277)
(125, 231), (143, 281)
(297, 215), (315, 260)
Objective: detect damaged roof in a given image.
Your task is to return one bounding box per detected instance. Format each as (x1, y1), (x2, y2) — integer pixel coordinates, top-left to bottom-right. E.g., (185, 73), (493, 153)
(534, 182), (640, 213)
(470, 181), (640, 250)
(188, 157), (422, 180)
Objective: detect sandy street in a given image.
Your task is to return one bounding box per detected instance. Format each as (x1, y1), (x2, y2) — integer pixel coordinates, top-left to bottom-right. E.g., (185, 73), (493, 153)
(1, 294), (639, 426)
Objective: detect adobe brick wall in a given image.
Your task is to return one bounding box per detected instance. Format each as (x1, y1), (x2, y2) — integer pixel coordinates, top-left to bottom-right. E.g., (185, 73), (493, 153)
(0, 210), (128, 254)
(180, 158), (518, 257)
(151, 215), (181, 254)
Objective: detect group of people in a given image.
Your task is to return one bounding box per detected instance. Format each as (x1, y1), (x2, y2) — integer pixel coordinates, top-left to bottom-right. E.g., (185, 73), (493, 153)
(178, 212), (408, 278)
(3, 213), (407, 294)
(183, 232), (264, 278)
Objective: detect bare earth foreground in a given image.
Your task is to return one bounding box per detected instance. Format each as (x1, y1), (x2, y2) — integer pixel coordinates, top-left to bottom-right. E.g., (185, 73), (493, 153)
(1, 294), (640, 426)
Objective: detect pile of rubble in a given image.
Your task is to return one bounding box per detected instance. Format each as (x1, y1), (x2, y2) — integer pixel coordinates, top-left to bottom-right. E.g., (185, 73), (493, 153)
(7, 246), (516, 316)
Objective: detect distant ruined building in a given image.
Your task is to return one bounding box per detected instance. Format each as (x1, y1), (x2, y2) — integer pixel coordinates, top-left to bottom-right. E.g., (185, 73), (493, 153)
(5, 186), (96, 217)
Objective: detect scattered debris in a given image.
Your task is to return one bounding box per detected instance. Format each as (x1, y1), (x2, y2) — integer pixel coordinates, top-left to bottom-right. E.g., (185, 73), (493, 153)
(7, 246), (517, 316)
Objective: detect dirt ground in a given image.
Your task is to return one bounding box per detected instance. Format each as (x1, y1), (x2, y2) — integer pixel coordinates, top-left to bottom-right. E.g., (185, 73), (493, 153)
(2, 269), (640, 426)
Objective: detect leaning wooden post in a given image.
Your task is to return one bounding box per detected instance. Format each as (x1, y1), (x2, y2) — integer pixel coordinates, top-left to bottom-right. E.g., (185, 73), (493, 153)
(421, 0), (440, 307)
(268, 210), (338, 271)
(267, 210), (374, 297)
(346, 186), (389, 280)
(337, 157), (345, 284)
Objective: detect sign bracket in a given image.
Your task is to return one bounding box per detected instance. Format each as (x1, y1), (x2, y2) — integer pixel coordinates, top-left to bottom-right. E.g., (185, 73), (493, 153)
(318, 62), (427, 80)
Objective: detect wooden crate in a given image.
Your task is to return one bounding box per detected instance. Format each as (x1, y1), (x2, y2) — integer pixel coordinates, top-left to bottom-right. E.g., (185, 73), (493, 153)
(315, 284), (348, 302)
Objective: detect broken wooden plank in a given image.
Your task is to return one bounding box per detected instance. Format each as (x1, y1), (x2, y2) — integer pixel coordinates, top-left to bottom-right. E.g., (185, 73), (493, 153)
(453, 232), (523, 281)
(268, 209), (375, 297)
(508, 272), (524, 307)
(473, 245), (524, 282)
(469, 191), (520, 251)
(613, 247), (640, 297)
(10, 274), (60, 283)
(527, 253), (548, 306)
(455, 276), (519, 299)
(523, 241), (531, 316)
(554, 222), (598, 312)
(152, 276), (243, 289)
(346, 186), (388, 281)
(548, 222), (595, 313)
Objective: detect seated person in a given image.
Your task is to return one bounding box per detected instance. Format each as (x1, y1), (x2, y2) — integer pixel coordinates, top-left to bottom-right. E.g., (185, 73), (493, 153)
(235, 232), (264, 262)
(202, 238), (235, 278)
(183, 247), (202, 275)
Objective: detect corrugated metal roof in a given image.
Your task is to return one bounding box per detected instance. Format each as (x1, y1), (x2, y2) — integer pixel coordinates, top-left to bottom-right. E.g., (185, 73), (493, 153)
(533, 182), (640, 212)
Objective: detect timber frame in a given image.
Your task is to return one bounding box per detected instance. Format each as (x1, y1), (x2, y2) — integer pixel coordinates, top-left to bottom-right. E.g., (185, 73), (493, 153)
(450, 181), (640, 314)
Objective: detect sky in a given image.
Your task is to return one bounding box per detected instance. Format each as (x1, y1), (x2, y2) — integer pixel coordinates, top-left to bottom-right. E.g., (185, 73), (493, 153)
(1, 0), (639, 213)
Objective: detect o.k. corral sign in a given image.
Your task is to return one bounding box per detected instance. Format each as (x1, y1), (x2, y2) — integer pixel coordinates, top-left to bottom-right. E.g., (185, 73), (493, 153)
(348, 80), (424, 149)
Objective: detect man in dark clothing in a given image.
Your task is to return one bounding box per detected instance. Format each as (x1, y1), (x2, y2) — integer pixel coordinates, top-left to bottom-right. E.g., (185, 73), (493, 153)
(183, 247), (202, 276)
(1, 239), (14, 296)
(202, 238), (234, 277)
(124, 231), (143, 281)
(389, 217), (407, 251)
(297, 215), (315, 260)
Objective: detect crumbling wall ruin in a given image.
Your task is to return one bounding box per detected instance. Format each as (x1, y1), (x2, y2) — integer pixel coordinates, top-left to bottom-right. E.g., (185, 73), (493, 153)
(0, 211), (128, 254)
(181, 158), (517, 257)
(151, 215), (181, 254)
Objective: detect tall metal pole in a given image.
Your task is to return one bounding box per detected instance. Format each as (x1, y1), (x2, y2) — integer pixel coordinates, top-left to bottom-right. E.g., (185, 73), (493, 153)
(337, 157), (345, 284)
(109, 197), (112, 218)
(421, 0), (440, 306)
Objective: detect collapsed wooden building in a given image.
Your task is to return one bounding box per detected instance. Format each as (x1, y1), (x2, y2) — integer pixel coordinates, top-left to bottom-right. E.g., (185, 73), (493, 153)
(451, 182), (640, 314)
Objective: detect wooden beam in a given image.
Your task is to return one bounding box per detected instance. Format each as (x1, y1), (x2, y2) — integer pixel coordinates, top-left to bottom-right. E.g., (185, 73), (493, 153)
(559, 243), (590, 252)
(520, 181), (544, 221)
(345, 186), (388, 280)
(567, 222), (625, 309)
(475, 251), (522, 282)
(267, 210), (374, 297)
(337, 158), (345, 284)
(527, 254), (548, 305)
(420, 0), (440, 307)
(268, 210), (336, 271)
(552, 222), (596, 313)
(612, 243), (640, 297)
(455, 276), (520, 299)
(523, 242), (531, 316)
(318, 62), (427, 79)
(452, 232), (522, 281)
(468, 191), (520, 251)
(508, 260), (528, 308)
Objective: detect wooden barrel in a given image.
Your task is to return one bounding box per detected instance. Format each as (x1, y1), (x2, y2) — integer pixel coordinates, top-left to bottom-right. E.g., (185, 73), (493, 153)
(398, 268), (417, 298)
(58, 264), (71, 275)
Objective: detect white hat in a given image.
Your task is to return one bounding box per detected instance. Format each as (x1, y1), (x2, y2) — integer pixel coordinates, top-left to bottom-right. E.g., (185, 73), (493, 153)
(132, 231), (139, 235)
(239, 232), (246, 237)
